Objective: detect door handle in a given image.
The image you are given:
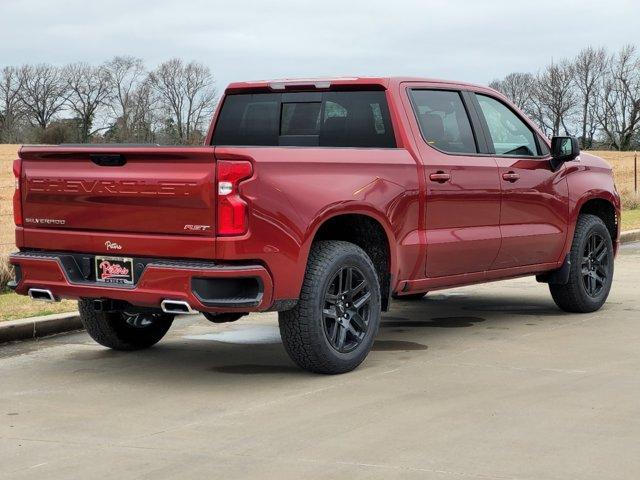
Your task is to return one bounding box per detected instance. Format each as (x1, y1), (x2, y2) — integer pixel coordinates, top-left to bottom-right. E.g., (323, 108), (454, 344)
(429, 171), (451, 183)
(502, 171), (520, 182)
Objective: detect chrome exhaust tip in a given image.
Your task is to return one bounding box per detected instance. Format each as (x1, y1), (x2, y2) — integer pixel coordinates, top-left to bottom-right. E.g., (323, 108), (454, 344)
(28, 288), (58, 302)
(160, 299), (198, 315)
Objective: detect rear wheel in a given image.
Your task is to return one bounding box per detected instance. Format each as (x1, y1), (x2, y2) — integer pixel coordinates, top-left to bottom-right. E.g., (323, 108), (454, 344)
(549, 214), (614, 313)
(279, 241), (381, 374)
(78, 299), (174, 350)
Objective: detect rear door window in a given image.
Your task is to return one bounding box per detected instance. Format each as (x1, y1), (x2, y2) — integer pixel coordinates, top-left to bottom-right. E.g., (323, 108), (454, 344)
(212, 91), (396, 148)
(409, 89), (477, 154)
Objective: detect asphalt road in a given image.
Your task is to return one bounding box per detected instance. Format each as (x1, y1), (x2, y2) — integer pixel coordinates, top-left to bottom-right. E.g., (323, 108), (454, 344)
(2, 243), (639, 480)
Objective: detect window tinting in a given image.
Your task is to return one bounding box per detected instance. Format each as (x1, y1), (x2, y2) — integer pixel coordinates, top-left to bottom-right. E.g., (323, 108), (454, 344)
(212, 91), (395, 148)
(409, 90), (477, 154)
(476, 94), (538, 156)
(211, 94), (279, 146)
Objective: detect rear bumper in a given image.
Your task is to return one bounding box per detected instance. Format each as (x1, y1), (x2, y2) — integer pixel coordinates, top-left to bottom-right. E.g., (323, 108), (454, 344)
(9, 251), (274, 313)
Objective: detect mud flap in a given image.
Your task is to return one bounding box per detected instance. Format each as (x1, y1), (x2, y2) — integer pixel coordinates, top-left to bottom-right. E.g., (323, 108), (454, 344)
(536, 255), (571, 285)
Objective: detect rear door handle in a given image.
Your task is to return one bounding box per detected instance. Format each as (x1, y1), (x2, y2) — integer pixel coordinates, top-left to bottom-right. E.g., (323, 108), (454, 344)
(429, 171), (451, 183)
(502, 171), (520, 182)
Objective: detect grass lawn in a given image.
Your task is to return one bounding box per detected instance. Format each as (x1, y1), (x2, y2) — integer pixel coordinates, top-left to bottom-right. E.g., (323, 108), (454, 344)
(621, 208), (640, 232)
(0, 292), (76, 322)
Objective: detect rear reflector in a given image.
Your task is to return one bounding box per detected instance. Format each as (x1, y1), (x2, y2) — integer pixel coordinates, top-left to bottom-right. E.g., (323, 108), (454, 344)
(216, 160), (252, 236)
(13, 158), (22, 226)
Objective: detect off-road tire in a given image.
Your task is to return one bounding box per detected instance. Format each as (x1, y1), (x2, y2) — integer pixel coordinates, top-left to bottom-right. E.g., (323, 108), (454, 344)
(549, 214), (614, 313)
(278, 241), (381, 374)
(78, 299), (174, 350)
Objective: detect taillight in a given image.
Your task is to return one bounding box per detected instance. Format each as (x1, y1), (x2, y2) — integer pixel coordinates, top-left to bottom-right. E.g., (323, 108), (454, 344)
(12, 159), (22, 227)
(216, 160), (252, 235)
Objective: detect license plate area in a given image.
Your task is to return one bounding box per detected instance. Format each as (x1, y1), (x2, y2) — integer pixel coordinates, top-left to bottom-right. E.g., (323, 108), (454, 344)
(95, 256), (135, 285)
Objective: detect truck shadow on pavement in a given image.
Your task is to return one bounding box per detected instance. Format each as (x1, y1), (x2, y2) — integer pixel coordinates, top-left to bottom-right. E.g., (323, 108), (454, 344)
(61, 291), (569, 380)
(381, 316), (486, 328)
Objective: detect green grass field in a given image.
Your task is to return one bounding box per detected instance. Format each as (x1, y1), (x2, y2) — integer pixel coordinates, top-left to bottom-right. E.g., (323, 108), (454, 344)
(622, 208), (640, 232)
(0, 292), (76, 322)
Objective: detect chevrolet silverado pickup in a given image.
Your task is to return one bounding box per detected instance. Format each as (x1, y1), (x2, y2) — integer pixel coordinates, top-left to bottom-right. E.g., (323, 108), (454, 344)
(10, 77), (620, 374)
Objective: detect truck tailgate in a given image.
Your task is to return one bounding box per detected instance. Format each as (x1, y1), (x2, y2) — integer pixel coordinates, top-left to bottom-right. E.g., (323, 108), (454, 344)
(18, 146), (217, 254)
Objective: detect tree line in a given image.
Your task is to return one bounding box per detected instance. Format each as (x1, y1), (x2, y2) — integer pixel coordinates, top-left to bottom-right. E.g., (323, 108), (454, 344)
(0, 56), (216, 145)
(490, 45), (640, 150)
(2, 46), (639, 149)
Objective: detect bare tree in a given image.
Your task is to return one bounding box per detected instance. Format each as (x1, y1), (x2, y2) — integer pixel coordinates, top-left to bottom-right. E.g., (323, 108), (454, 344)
(105, 56), (145, 141)
(149, 58), (216, 143)
(533, 61), (578, 136)
(0, 66), (23, 142)
(595, 45), (640, 150)
(18, 64), (68, 131)
(572, 47), (607, 148)
(128, 79), (157, 143)
(183, 62), (217, 142)
(64, 62), (112, 142)
(489, 72), (536, 113)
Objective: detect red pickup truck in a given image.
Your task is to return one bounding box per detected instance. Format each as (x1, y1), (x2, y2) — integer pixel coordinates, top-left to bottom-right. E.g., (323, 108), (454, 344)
(10, 77), (620, 374)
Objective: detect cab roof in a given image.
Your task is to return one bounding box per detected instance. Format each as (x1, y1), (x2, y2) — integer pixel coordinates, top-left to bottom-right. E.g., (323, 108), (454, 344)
(225, 76), (486, 93)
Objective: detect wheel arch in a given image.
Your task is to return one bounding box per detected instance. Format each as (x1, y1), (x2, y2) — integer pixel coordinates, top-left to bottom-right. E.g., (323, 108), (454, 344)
(305, 209), (397, 311)
(563, 190), (621, 259)
(574, 190), (620, 239)
(577, 196), (619, 243)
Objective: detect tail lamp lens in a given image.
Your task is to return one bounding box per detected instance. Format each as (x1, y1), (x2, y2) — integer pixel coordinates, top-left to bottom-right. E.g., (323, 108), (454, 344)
(216, 160), (252, 235)
(13, 159), (22, 226)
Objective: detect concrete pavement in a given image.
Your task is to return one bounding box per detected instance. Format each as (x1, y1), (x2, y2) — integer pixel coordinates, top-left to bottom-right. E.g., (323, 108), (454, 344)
(1, 243), (639, 479)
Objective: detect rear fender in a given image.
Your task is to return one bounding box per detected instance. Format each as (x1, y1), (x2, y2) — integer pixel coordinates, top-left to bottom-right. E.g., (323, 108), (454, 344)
(301, 204), (399, 288)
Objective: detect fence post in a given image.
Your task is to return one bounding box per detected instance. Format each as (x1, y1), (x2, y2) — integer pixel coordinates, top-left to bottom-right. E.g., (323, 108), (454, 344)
(635, 152), (638, 193)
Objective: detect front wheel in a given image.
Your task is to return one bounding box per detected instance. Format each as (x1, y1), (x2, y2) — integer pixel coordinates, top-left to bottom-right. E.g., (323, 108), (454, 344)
(78, 299), (174, 350)
(549, 214), (614, 313)
(279, 241), (381, 374)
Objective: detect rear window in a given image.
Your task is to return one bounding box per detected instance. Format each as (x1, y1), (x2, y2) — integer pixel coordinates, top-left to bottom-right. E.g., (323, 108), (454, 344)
(212, 91), (396, 148)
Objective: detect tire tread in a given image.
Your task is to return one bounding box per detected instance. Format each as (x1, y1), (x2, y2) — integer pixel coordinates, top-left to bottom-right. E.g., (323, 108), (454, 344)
(78, 299), (172, 350)
(279, 241), (380, 374)
(549, 214), (613, 313)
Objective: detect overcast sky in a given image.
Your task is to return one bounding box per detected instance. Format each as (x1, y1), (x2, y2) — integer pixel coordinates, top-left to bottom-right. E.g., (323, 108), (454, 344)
(1, 0), (639, 91)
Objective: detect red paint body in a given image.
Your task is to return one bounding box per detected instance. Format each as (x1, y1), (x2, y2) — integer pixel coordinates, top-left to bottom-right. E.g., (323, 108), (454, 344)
(10, 77), (621, 312)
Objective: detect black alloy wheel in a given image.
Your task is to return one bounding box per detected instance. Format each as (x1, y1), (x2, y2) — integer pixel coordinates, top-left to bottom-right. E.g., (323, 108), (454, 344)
(581, 232), (610, 298)
(124, 312), (164, 328)
(322, 266), (372, 353)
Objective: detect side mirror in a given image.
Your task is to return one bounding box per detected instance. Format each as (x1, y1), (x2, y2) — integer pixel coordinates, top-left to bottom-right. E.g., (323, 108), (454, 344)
(550, 136), (580, 170)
